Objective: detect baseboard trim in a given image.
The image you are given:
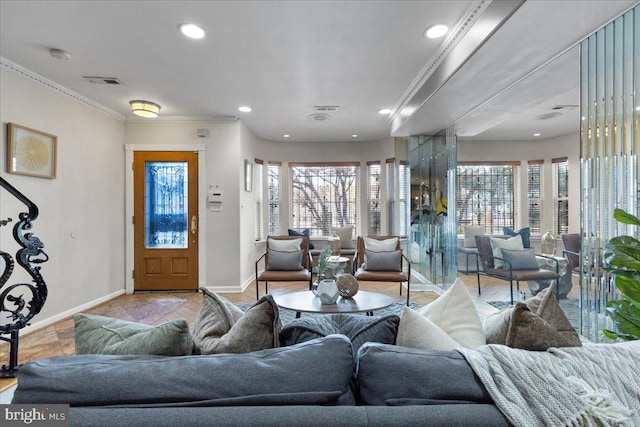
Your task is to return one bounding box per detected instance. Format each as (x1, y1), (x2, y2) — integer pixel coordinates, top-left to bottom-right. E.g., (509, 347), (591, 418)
(18, 289), (126, 337)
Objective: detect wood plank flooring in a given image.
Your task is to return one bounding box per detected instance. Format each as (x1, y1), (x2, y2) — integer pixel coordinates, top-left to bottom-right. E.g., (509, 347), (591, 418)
(0, 273), (578, 368)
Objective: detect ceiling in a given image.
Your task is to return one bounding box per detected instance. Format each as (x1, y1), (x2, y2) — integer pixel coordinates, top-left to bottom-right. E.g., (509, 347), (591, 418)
(0, 1), (636, 143)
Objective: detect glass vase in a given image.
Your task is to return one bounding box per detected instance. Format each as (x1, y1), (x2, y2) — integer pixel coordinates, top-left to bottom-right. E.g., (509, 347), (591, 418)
(328, 233), (341, 261)
(541, 230), (557, 256)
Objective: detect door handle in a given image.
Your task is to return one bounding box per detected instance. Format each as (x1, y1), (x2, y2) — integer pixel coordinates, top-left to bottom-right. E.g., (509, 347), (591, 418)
(191, 215), (198, 235)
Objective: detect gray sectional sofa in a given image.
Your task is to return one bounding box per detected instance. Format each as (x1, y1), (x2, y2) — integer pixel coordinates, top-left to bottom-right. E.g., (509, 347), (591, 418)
(12, 334), (510, 426)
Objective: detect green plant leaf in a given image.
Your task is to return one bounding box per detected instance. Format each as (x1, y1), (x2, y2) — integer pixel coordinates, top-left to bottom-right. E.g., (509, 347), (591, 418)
(603, 329), (640, 341)
(613, 275), (640, 306)
(605, 299), (640, 340)
(613, 208), (640, 226)
(603, 249), (640, 271)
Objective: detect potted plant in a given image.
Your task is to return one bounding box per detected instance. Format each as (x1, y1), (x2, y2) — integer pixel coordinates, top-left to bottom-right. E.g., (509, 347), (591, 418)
(316, 246), (331, 280)
(602, 208), (640, 341)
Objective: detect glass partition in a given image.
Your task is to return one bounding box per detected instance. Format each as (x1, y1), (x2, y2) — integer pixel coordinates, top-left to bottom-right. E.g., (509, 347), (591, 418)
(408, 126), (457, 290)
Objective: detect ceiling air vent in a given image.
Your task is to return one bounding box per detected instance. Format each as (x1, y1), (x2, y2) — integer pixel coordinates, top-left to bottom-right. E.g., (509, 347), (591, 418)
(537, 112), (562, 120)
(83, 76), (122, 85)
(552, 105), (578, 110)
(315, 106), (339, 112)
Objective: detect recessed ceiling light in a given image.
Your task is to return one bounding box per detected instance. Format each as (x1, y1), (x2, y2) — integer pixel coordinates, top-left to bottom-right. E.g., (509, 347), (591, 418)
(238, 106), (252, 113)
(351, 134), (358, 138)
(533, 133), (541, 137)
(636, 106), (640, 111)
(378, 108), (391, 115)
(179, 23), (205, 39)
(581, 116), (586, 120)
(283, 134), (290, 138)
(424, 24), (448, 39)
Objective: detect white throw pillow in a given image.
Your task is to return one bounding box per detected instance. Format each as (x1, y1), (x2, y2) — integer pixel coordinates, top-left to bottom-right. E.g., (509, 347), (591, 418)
(397, 278), (486, 350)
(268, 237), (302, 251)
(489, 235), (523, 268)
(463, 225), (485, 248)
(363, 236), (399, 252)
(331, 226), (355, 249)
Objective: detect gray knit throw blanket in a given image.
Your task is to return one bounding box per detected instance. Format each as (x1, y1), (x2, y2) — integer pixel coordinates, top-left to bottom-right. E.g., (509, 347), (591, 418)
(459, 341), (640, 427)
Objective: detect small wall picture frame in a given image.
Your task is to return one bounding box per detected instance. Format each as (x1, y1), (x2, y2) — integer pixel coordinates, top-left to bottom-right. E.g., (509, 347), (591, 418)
(7, 123), (57, 179)
(244, 159), (253, 192)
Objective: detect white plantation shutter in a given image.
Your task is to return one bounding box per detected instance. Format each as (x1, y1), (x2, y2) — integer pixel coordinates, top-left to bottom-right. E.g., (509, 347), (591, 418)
(386, 159), (397, 235)
(553, 157), (569, 235)
(254, 159), (264, 241)
(367, 161), (381, 235)
(268, 161), (282, 235)
(399, 161), (409, 238)
(527, 160), (543, 235)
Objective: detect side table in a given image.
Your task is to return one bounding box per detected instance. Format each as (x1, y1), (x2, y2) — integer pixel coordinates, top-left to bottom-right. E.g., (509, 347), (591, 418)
(528, 255), (572, 298)
(324, 256), (350, 279)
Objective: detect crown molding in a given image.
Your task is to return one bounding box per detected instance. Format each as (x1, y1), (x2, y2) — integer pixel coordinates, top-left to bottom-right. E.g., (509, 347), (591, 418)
(0, 56), (126, 121)
(125, 115), (239, 123)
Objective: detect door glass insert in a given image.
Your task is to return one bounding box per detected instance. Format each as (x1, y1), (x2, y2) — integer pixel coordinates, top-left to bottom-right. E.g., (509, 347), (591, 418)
(144, 161), (188, 248)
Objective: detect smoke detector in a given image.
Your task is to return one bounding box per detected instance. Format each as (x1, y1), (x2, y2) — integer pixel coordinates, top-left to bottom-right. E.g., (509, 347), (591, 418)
(50, 48), (72, 60)
(309, 113), (331, 121)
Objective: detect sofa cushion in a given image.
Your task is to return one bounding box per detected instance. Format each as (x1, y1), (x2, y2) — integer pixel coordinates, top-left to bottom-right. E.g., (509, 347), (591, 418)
(397, 278), (485, 350)
(74, 314), (194, 356)
(500, 247), (539, 270)
(463, 225), (485, 248)
(332, 226), (355, 249)
(280, 314), (399, 356)
(356, 342), (492, 406)
(288, 228), (314, 249)
(266, 249), (303, 271)
(193, 289), (280, 354)
(503, 226), (531, 248)
(12, 335), (356, 406)
(363, 249), (401, 271)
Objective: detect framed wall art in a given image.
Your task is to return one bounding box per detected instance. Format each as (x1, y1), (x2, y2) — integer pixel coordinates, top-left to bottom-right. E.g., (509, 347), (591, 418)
(7, 123), (57, 179)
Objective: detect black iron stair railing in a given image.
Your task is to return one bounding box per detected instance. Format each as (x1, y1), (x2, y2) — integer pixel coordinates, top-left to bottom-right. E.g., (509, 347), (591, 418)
(0, 177), (48, 377)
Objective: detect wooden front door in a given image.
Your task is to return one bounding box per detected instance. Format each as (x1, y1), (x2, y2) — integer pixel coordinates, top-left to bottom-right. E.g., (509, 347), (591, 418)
(133, 151), (198, 291)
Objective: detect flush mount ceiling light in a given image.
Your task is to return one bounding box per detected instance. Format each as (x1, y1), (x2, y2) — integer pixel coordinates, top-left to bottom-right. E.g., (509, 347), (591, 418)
(130, 100), (161, 118)
(179, 23), (205, 39)
(238, 106), (252, 113)
(424, 24), (448, 39)
(50, 48), (72, 60)
(378, 108), (391, 115)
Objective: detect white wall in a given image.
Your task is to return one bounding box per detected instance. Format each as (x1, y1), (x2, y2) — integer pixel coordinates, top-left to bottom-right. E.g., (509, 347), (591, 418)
(0, 68), (126, 328)
(458, 133), (581, 234)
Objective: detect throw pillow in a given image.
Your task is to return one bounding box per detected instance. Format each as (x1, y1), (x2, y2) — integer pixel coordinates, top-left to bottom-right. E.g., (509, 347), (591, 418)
(463, 225), (485, 248)
(332, 226), (354, 249)
(268, 237), (302, 251)
(363, 249), (402, 271)
(505, 303), (581, 351)
(363, 236), (399, 252)
(529, 284), (581, 346)
(503, 226), (531, 248)
(397, 278), (486, 350)
(74, 314), (194, 356)
(288, 228), (314, 249)
(279, 314), (400, 357)
(489, 234), (523, 268)
(266, 249), (303, 271)
(501, 247), (539, 270)
(193, 289), (281, 354)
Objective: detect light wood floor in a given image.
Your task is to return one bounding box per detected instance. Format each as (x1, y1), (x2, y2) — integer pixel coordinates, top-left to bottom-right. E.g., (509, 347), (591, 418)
(0, 273), (578, 368)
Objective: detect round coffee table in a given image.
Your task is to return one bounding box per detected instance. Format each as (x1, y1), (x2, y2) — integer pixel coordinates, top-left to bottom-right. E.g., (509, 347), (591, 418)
(273, 290), (395, 318)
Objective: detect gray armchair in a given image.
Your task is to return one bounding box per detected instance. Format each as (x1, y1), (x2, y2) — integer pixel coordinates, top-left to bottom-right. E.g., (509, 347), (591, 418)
(255, 236), (313, 300)
(475, 235), (560, 304)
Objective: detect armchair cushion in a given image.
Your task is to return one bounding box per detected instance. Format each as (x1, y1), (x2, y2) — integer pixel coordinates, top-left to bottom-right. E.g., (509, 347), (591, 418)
(268, 237), (302, 251)
(489, 235), (523, 268)
(193, 289), (281, 354)
(266, 249), (303, 271)
(503, 226), (531, 248)
(332, 226), (355, 249)
(364, 249), (402, 271)
(501, 248), (539, 270)
(288, 228), (314, 249)
(363, 236), (399, 252)
(463, 226), (485, 248)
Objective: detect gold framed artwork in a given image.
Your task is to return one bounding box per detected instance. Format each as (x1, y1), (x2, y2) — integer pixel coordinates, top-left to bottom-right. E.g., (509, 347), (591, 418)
(6, 123), (57, 179)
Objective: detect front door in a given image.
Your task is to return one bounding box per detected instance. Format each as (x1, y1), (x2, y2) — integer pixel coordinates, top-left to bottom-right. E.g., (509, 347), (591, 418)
(133, 151), (198, 291)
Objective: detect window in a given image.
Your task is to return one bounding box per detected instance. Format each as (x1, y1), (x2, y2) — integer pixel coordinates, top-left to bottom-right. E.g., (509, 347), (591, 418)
(553, 157), (569, 235)
(527, 160), (543, 235)
(268, 161), (282, 235)
(289, 162), (359, 237)
(456, 162), (521, 234)
(254, 159), (264, 241)
(399, 161), (410, 237)
(367, 161), (381, 235)
(386, 159), (396, 235)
